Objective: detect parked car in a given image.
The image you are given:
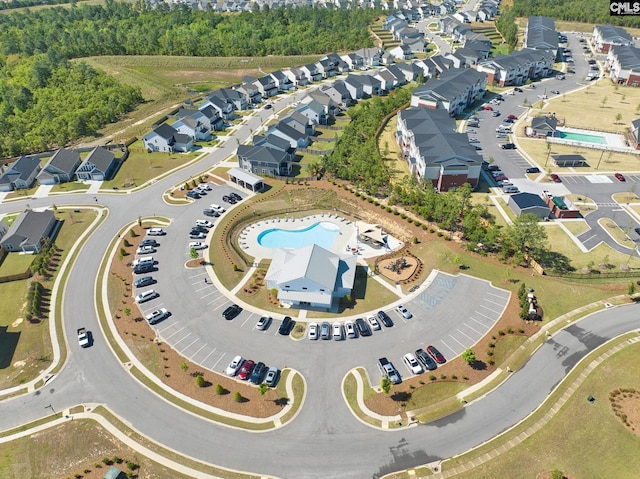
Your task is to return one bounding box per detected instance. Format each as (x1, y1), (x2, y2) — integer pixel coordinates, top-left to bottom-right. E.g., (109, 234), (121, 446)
(308, 322), (319, 340)
(189, 232), (206, 239)
(345, 321), (357, 339)
(469, 138), (480, 143)
(526, 167), (541, 174)
(378, 357), (401, 385)
(550, 173), (562, 183)
(202, 208), (219, 217)
(367, 315), (381, 331)
(186, 190), (201, 199)
(615, 173), (626, 182)
(135, 289), (158, 304)
(415, 348), (438, 370)
(426, 345), (447, 364)
(210, 204), (226, 214)
(139, 239), (158, 247)
(191, 225), (208, 234)
(226, 355), (244, 376)
(403, 353), (424, 375)
(482, 105), (493, 111)
(355, 318), (372, 337)
(134, 276), (155, 288)
(491, 111), (501, 117)
(279, 316), (294, 335)
(501, 143), (517, 150)
(222, 304), (242, 320)
(396, 304), (412, 319)
(264, 103), (272, 109)
(195, 220), (214, 228)
(189, 241), (206, 250)
(332, 321), (344, 340)
(635, 227), (640, 236)
(556, 74), (565, 80)
(222, 195), (236, 204)
(133, 262), (154, 274)
(320, 321), (331, 340)
(507, 114), (518, 120)
(265, 367), (280, 387)
(230, 192), (242, 202)
(249, 362), (266, 384)
(256, 316), (272, 330)
(377, 310), (394, 328)
(550, 90), (560, 95)
(514, 87), (523, 93)
(237, 360), (255, 380)
(147, 228), (165, 236)
(145, 308), (169, 325)
(503, 118), (514, 123)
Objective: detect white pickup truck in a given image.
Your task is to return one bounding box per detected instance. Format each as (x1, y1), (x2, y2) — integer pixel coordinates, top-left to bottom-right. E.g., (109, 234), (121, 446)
(77, 328), (90, 348)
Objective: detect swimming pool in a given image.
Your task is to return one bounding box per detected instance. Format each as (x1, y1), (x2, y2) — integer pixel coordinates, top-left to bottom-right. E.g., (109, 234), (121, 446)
(556, 130), (607, 144)
(257, 221), (341, 249)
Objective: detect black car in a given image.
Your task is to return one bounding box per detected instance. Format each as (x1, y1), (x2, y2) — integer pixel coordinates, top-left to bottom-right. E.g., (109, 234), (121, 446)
(415, 348), (438, 371)
(377, 310), (394, 328)
(249, 361), (267, 384)
(191, 225), (208, 234)
(203, 208), (220, 217)
(264, 104), (272, 109)
(514, 87), (523, 93)
(526, 167), (541, 174)
(355, 318), (372, 337)
(222, 195), (237, 204)
(501, 143), (517, 150)
(186, 190), (201, 199)
(222, 304), (242, 320)
(134, 276), (155, 288)
(139, 239), (158, 247)
(635, 227), (640, 236)
(230, 192), (242, 202)
(278, 316), (294, 335)
(133, 262), (154, 274)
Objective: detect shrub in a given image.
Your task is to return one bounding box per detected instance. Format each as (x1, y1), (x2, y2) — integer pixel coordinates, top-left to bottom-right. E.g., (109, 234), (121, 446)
(232, 264), (239, 272)
(498, 330), (506, 336)
(112, 456), (122, 464)
(386, 207), (392, 213)
(437, 231), (443, 237)
(440, 374), (446, 380)
(412, 236), (418, 244)
(414, 220), (421, 227)
(429, 374), (436, 381)
(488, 342), (495, 348)
(258, 383), (269, 395)
(195, 375), (206, 387)
(429, 228), (435, 233)
(393, 209), (400, 215)
(215, 384), (224, 395)
(451, 374), (457, 380)
(123, 239), (131, 247)
(444, 235), (451, 241)
(518, 328), (524, 334)
(234, 391), (242, 402)
(400, 213), (407, 219)
(488, 359), (495, 366)
(486, 349), (493, 356)
(507, 327), (514, 334)
(462, 375), (468, 380)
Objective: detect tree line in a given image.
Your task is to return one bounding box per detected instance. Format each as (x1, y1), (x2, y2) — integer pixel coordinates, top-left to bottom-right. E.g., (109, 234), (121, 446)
(511, 0), (640, 28)
(0, 1), (379, 58)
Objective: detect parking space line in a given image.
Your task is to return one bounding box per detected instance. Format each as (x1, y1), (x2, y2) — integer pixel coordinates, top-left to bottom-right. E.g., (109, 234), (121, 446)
(240, 316), (251, 328)
(440, 339), (457, 355)
(200, 291), (219, 299)
(182, 337), (200, 351)
(173, 333), (192, 346)
(448, 334), (467, 348)
(486, 291), (509, 299)
(484, 298), (507, 307)
(189, 272), (207, 279)
(465, 323), (485, 335)
(207, 295), (227, 306)
(211, 301), (230, 312)
(469, 316), (490, 327)
(190, 343), (208, 360)
(200, 347), (217, 365)
(164, 327), (186, 340)
(480, 304), (503, 314)
(456, 328), (476, 341)
(211, 352), (226, 370)
(474, 310), (496, 321)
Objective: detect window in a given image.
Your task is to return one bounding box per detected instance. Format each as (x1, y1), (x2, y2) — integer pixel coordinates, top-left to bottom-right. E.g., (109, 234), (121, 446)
(302, 287), (307, 290)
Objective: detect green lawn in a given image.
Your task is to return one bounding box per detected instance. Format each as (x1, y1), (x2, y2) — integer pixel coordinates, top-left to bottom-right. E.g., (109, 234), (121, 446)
(50, 181), (91, 193)
(0, 253), (34, 277)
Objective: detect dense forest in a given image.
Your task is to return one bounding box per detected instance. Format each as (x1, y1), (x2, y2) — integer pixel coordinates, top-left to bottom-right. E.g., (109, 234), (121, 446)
(0, 1), (379, 58)
(511, 0), (640, 28)
(0, 53), (142, 157)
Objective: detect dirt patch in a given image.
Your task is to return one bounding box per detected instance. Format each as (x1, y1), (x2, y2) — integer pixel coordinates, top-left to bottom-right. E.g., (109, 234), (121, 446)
(536, 471), (577, 479)
(185, 258), (206, 269)
(378, 256), (418, 282)
(109, 224), (285, 419)
(11, 317), (23, 327)
(609, 387), (640, 434)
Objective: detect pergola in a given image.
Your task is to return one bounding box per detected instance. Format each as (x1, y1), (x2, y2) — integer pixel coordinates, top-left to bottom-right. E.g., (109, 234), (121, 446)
(228, 167), (264, 192)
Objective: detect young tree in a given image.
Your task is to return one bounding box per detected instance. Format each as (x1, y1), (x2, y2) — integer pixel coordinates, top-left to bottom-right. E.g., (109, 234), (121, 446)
(462, 348), (476, 366)
(380, 376), (392, 394)
(501, 213), (548, 265)
(615, 113), (622, 124)
(190, 247), (199, 260)
(258, 383), (269, 395)
(180, 360), (189, 373)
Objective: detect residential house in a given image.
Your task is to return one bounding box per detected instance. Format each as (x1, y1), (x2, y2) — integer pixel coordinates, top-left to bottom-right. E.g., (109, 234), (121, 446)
(354, 47), (385, 67)
(453, 11), (471, 23)
(173, 116), (212, 141)
(36, 148), (81, 185)
(343, 74), (365, 100)
(297, 98), (330, 125)
(384, 64), (410, 86)
(265, 244), (357, 309)
(445, 47), (483, 68)
(340, 53), (365, 71)
(593, 25), (633, 53)
(412, 58), (436, 80)
(300, 64), (323, 83)
(320, 81), (353, 109)
(142, 124), (193, 153)
(235, 81), (262, 105)
(410, 68), (487, 116)
(530, 115), (558, 137)
(199, 95), (235, 121)
(266, 122), (310, 149)
(244, 75), (278, 98)
(396, 107), (483, 191)
(373, 68), (399, 92)
(424, 55), (455, 78)
(237, 144), (292, 176)
(315, 58), (338, 79)
(389, 43), (414, 60)
(508, 193), (550, 219)
(209, 88), (248, 111)
(269, 70), (294, 92)
(306, 90), (339, 120)
(354, 74), (382, 96)
(322, 53), (350, 73)
(605, 45), (640, 86)
(75, 146), (118, 182)
(198, 105), (225, 131)
(281, 110), (315, 136)
(523, 16), (559, 59)
(284, 67), (309, 87)
(0, 209), (57, 253)
(476, 48), (555, 86)
(630, 118), (640, 149)
(0, 156), (41, 192)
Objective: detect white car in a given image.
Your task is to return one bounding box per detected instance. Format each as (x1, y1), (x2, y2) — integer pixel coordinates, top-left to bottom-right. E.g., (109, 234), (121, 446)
(200, 183), (212, 191)
(210, 204), (226, 214)
(136, 245), (156, 254)
(308, 322), (319, 340)
(396, 304), (413, 319)
(332, 322), (343, 340)
(469, 138), (480, 143)
(225, 355), (244, 376)
(403, 353), (424, 375)
(505, 90), (516, 95)
(256, 316), (271, 330)
(135, 289), (158, 304)
(345, 320), (357, 339)
(189, 232), (206, 239)
(367, 315), (381, 331)
(145, 308), (169, 325)
(195, 219), (214, 228)
(189, 241), (206, 250)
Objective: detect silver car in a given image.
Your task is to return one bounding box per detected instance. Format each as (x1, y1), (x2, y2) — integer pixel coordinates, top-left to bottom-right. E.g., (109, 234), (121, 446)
(308, 322), (319, 340)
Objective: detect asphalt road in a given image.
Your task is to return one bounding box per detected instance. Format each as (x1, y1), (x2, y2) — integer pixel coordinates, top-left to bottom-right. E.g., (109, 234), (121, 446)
(1, 51), (639, 478)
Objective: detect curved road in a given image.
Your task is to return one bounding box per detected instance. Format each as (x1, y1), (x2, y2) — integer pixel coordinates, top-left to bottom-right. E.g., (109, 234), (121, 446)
(1, 91), (639, 479)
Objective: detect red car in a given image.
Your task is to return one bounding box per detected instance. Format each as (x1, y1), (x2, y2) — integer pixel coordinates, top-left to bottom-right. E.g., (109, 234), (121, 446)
(426, 345), (446, 364)
(615, 173), (626, 182)
(550, 173), (562, 183)
(495, 175), (508, 182)
(237, 359), (255, 380)
(482, 105), (493, 111)
(507, 114), (518, 120)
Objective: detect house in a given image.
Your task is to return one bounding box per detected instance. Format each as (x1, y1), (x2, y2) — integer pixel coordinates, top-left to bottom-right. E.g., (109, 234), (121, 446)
(354, 47), (385, 67)
(36, 148), (82, 185)
(410, 68), (487, 116)
(605, 45), (640, 86)
(315, 58), (338, 79)
(384, 64), (410, 86)
(173, 116), (212, 141)
(507, 193), (550, 219)
(320, 81), (353, 109)
(396, 107), (483, 191)
(198, 105), (225, 131)
(265, 244), (357, 309)
(269, 70), (294, 92)
(0, 156), (41, 192)
(0, 209), (57, 253)
(354, 74), (382, 96)
(306, 90), (339, 120)
(142, 124), (193, 153)
(199, 95), (235, 120)
(235, 81), (262, 105)
(296, 99), (329, 125)
(592, 25), (633, 53)
(343, 75), (365, 100)
(283, 67), (309, 87)
(237, 144), (292, 176)
(300, 64), (323, 83)
(209, 88), (247, 111)
(523, 16), (559, 59)
(266, 122), (310, 149)
(531, 116), (558, 137)
(0, 220), (8, 241)
(389, 43), (414, 60)
(476, 48), (555, 87)
(340, 53), (365, 71)
(630, 118), (640, 149)
(75, 147), (118, 182)
(254, 75), (278, 98)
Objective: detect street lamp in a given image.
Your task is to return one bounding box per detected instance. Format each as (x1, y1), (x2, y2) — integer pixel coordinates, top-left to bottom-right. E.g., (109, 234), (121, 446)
(45, 404), (56, 414)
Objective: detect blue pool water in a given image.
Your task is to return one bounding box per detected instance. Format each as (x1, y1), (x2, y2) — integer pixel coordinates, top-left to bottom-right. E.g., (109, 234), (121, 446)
(257, 221), (341, 249)
(557, 130), (607, 144)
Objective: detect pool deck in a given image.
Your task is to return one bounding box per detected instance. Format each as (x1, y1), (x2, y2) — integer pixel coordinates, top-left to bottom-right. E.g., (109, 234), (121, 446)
(555, 126), (626, 148)
(238, 214), (403, 261)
